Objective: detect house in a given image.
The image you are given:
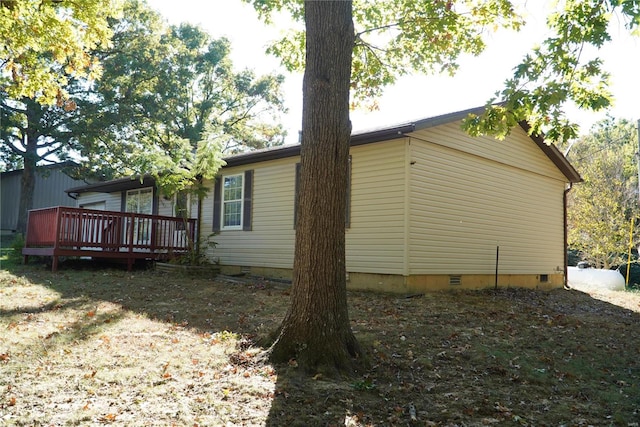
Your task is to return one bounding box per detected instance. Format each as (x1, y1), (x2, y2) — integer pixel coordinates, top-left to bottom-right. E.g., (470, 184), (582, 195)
(0, 162), (86, 234)
(68, 106), (580, 292)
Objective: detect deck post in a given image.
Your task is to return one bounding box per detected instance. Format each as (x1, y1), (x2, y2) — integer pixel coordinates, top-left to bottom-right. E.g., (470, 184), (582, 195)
(127, 212), (135, 271)
(23, 212), (30, 266)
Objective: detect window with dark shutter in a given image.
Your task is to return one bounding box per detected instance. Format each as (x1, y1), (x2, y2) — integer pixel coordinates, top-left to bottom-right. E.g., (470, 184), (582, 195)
(213, 170), (253, 231)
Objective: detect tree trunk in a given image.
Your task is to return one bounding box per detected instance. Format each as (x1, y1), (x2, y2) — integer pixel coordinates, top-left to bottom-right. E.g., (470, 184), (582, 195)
(268, 1), (362, 373)
(15, 134), (38, 234)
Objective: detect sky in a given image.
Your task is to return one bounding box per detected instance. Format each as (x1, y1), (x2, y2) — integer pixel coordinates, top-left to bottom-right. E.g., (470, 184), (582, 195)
(147, 0), (640, 145)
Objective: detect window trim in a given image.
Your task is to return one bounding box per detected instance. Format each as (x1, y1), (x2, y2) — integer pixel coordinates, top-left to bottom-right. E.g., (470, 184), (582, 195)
(221, 173), (244, 230)
(125, 187), (154, 215)
(213, 170), (253, 232)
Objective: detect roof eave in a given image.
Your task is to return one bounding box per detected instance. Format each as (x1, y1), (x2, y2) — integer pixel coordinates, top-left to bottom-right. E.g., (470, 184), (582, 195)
(518, 122), (583, 183)
(222, 124), (416, 168)
(66, 175), (155, 194)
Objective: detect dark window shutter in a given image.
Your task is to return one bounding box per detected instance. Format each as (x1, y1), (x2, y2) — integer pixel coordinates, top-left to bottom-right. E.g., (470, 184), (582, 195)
(294, 162), (301, 228)
(120, 192), (126, 212)
(243, 170), (253, 231)
(212, 176), (221, 232)
(152, 186), (159, 215)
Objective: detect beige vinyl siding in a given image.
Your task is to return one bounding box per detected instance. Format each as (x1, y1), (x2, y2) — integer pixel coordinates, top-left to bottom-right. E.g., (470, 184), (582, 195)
(157, 197), (173, 217)
(201, 141), (408, 274)
(408, 127), (566, 275)
(416, 122), (568, 181)
(346, 139), (407, 275)
(77, 192), (121, 212)
(201, 158), (297, 268)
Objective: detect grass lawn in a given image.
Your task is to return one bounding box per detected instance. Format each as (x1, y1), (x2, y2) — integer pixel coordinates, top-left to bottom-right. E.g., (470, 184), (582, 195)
(1, 253), (639, 426)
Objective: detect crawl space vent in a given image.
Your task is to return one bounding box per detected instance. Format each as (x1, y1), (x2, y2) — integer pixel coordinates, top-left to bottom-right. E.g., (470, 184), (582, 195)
(539, 274), (549, 283)
(449, 275), (462, 285)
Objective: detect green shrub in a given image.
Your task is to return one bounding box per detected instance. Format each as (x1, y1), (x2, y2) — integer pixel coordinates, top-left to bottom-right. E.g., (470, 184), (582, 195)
(616, 261), (640, 290)
(8, 234), (25, 262)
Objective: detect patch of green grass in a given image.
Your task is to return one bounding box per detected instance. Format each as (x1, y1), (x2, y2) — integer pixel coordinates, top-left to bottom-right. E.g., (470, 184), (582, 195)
(0, 233), (24, 269)
(0, 232), (17, 246)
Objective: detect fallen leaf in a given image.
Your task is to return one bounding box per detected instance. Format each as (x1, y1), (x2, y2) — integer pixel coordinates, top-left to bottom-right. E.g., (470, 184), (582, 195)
(102, 413), (117, 421)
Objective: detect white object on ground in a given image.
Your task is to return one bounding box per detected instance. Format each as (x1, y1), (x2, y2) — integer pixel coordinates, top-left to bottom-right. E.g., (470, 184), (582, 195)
(567, 266), (625, 292)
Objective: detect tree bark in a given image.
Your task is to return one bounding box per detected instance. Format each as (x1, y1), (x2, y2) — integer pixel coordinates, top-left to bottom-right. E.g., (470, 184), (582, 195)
(268, 0), (362, 373)
(15, 115), (39, 234)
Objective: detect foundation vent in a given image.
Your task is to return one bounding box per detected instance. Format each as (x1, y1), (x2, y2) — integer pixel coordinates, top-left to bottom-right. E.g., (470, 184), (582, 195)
(539, 274), (549, 283)
(449, 275), (462, 286)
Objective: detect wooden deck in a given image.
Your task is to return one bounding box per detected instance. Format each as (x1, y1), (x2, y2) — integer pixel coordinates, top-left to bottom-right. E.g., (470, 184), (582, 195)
(22, 206), (197, 271)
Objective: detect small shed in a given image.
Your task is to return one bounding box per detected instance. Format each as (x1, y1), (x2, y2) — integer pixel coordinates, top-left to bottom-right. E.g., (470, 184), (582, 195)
(1, 162), (85, 233)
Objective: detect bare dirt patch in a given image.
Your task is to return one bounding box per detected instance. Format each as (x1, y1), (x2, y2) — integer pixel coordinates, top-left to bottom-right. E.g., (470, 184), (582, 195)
(1, 261), (639, 426)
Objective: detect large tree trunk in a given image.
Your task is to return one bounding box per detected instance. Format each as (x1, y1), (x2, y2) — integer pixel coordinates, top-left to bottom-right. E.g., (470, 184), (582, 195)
(268, 1), (362, 373)
(15, 135), (38, 234)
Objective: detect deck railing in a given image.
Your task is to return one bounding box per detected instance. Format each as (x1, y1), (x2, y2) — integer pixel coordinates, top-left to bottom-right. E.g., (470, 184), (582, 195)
(23, 206), (197, 270)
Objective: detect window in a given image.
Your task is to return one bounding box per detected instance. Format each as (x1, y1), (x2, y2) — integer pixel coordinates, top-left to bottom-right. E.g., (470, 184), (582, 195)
(126, 188), (153, 214)
(175, 191), (189, 220)
(213, 170), (253, 232)
(125, 188), (153, 244)
(222, 174), (243, 229)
